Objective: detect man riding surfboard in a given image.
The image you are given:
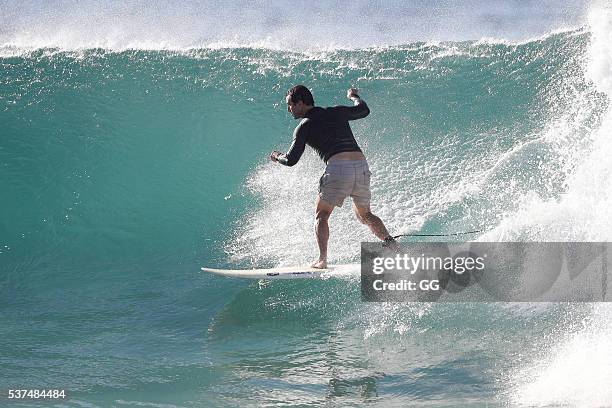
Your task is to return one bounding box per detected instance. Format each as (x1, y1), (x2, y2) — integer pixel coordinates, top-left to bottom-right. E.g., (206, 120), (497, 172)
(270, 85), (398, 268)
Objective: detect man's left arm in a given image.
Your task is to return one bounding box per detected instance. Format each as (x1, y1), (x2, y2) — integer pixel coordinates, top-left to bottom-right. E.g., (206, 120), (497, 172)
(270, 124), (307, 166)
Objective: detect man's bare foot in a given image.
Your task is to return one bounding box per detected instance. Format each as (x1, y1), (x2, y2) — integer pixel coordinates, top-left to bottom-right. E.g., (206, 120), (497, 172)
(311, 260), (327, 269)
(383, 237), (400, 252)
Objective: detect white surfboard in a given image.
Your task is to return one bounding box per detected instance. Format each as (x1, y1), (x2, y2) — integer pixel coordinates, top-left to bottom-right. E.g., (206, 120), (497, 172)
(200, 263), (360, 279)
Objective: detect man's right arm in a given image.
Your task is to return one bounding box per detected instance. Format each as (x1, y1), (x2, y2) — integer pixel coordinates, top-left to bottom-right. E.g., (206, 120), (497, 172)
(346, 95), (370, 120)
(334, 88), (370, 120)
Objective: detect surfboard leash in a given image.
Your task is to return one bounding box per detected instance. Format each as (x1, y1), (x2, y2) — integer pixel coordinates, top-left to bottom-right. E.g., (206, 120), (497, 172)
(392, 229), (484, 239)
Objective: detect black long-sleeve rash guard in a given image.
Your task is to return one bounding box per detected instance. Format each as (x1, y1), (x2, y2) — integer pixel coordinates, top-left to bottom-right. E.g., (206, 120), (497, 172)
(276, 97), (370, 166)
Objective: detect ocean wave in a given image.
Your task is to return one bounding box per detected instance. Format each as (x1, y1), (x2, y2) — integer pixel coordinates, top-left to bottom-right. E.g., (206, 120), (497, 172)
(0, 0), (589, 53)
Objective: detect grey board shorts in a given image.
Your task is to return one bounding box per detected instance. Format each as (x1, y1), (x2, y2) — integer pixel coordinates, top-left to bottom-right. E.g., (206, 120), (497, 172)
(318, 160), (371, 207)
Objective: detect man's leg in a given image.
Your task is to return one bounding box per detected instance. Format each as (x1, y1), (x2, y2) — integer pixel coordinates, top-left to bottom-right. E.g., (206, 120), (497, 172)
(312, 196), (335, 269)
(352, 202), (398, 248)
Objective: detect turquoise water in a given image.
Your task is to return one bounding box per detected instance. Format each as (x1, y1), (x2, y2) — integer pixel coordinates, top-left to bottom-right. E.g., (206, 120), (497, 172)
(3, 4), (612, 407)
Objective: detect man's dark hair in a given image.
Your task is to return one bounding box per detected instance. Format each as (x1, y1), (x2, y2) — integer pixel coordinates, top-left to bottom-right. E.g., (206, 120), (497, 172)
(287, 85), (315, 106)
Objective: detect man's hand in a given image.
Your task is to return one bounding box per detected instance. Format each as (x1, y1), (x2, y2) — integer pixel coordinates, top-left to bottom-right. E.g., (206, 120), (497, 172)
(347, 88), (360, 99)
(270, 150), (282, 162)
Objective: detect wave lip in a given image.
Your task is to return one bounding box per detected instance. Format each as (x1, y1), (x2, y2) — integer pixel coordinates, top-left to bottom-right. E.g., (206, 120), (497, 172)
(0, 0), (589, 53)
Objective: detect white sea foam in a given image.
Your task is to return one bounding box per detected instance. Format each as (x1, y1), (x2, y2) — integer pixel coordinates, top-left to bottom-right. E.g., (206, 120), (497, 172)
(0, 0), (589, 53)
(503, 3), (612, 405)
(484, 0), (612, 242)
(511, 304), (612, 407)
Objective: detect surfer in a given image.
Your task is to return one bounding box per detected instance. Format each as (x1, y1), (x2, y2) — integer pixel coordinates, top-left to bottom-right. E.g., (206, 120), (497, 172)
(270, 85), (398, 268)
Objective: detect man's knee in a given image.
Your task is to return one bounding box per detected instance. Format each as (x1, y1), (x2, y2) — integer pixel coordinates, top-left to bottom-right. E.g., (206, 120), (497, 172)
(316, 210), (331, 222)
